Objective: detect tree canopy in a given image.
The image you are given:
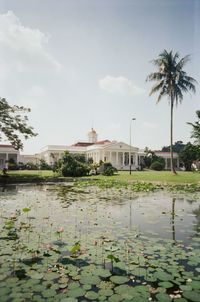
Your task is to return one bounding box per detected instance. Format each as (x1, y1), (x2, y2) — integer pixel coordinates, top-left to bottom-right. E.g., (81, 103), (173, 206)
(161, 141), (186, 153)
(0, 97), (37, 150)
(179, 143), (200, 171)
(187, 110), (200, 144)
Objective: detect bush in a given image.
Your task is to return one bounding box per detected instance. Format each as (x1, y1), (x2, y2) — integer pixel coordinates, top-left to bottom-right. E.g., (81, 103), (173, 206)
(61, 162), (89, 177)
(150, 161), (165, 171)
(58, 151), (90, 177)
(39, 159), (52, 170)
(100, 162), (117, 176)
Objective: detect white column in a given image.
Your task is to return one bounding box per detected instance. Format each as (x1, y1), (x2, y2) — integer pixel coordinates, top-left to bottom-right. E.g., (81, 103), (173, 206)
(122, 152), (125, 166)
(6, 153), (8, 161)
(135, 153), (138, 168)
(116, 152), (118, 165)
(109, 151), (111, 162)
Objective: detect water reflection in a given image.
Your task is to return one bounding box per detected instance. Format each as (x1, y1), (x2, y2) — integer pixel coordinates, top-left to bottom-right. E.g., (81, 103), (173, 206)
(193, 206), (200, 233)
(171, 197), (176, 242)
(0, 184), (200, 246)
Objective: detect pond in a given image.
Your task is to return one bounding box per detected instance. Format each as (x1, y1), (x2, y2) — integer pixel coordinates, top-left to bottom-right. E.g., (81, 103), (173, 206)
(0, 184), (200, 302)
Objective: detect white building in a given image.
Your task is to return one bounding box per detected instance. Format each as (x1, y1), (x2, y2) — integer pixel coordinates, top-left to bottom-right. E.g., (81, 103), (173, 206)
(0, 128), (180, 171)
(0, 144), (20, 169)
(154, 151), (180, 170)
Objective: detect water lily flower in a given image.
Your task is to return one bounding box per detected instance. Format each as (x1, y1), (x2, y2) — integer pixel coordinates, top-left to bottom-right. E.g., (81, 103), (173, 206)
(57, 227), (64, 233)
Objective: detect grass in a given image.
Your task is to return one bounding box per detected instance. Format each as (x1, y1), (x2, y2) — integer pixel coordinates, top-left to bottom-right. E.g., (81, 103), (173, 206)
(1, 170), (200, 185)
(9, 170), (54, 177)
(90, 170), (200, 184)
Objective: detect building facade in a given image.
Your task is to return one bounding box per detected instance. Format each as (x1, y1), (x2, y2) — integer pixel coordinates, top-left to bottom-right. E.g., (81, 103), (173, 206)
(0, 145), (20, 169)
(0, 128), (180, 171)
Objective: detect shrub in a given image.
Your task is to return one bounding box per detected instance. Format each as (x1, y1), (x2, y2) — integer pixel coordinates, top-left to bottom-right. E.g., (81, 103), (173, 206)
(100, 162), (117, 176)
(150, 161), (165, 171)
(58, 151), (90, 177)
(61, 162), (89, 177)
(39, 159), (52, 170)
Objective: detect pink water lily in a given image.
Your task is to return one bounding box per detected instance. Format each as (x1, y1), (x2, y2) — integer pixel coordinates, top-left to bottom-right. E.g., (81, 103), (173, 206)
(57, 227), (64, 233)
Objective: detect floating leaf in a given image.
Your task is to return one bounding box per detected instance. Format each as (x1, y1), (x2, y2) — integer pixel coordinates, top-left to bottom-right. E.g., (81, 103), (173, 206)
(156, 293), (172, 302)
(182, 291), (200, 302)
(85, 291), (99, 300)
(158, 281), (173, 289)
(22, 207), (31, 213)
(110, 276), (129, 285)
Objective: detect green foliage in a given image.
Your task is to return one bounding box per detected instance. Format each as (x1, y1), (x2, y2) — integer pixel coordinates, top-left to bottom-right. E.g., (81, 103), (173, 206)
(188, 110), (200, 144)
(179, 143), (200, 171)
(73, 153), (87, 163)
(143, 151), (165, 169)
(0, 97), (37, 150)
(58, 151), (90, 177)
(22, 207), (31, 213)
(101, 162), (117, 176)
(162, 141), (186, 153)
(87, 157), (93, 164)
(107, 254), (120, 263)
(8, 158), (18, 170)
(39, 159), (52, 170)
(150, 161), (165, 171)
(25, 162), (38, 170)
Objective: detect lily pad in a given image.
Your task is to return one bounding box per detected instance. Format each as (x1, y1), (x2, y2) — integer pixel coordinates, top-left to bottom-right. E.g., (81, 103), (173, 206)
(156, 293), (172, 302)
(158, 281), (173, 289)
(182, 291), (200, 302)
(67, 288), (86, 298)
(110, 276), (129, 284)
(85, 291), (99, 300)
(93, 268), (112, 278)
(79, 275), (101, 285)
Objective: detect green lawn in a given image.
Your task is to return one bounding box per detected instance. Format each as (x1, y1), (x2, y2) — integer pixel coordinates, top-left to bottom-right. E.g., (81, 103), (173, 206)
(5, 169), (200, 184)
(93, 170), (200, 184)
(9, 170), (54, 177)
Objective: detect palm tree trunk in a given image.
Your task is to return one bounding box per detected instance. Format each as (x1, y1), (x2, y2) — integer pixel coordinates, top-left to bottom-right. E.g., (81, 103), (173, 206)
(170, 97), (177, 174)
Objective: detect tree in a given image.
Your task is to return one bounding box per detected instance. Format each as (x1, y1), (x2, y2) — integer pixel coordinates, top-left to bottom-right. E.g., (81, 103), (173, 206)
(147, 50), (196, 174)
(161, 141), (186, 153)
(179, 142), (200, 171)
(187, 110), (200, 144)
(58, 151), (89, 177)
(0, 97), (37, 150)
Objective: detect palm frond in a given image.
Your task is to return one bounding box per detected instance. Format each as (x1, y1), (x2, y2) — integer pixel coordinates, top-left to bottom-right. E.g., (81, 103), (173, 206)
(181, 79), (196, 94)
(147, 49), (196, 105)
(176, 55), (191, 70)
(146, 72), (164, 82)
(149, 80), (165, 96)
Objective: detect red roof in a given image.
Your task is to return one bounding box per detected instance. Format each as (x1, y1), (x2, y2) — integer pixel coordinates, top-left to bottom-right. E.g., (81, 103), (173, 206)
(0, 144), (15, 149)
(94, 140), (111, 145)
(72, 140), (111, 147)
(72, 142), (94, 147)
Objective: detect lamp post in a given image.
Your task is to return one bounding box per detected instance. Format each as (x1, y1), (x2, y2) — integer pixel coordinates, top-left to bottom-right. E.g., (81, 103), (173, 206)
(129, 118), (136, 175)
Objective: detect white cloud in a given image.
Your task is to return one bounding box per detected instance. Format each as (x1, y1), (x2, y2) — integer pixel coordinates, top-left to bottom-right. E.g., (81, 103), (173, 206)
(99, 75), (144, 96)
(0, 11), (61, 74)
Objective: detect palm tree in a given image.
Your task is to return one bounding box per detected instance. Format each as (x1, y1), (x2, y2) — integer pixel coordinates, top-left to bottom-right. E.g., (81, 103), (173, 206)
(147, 50), (197, 174)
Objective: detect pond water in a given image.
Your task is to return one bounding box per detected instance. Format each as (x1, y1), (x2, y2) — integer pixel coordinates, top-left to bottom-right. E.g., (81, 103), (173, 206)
(0, 184), (200, 302)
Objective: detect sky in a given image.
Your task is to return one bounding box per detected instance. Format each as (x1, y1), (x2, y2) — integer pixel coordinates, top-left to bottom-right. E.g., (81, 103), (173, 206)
(0, 0), (199, 154)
